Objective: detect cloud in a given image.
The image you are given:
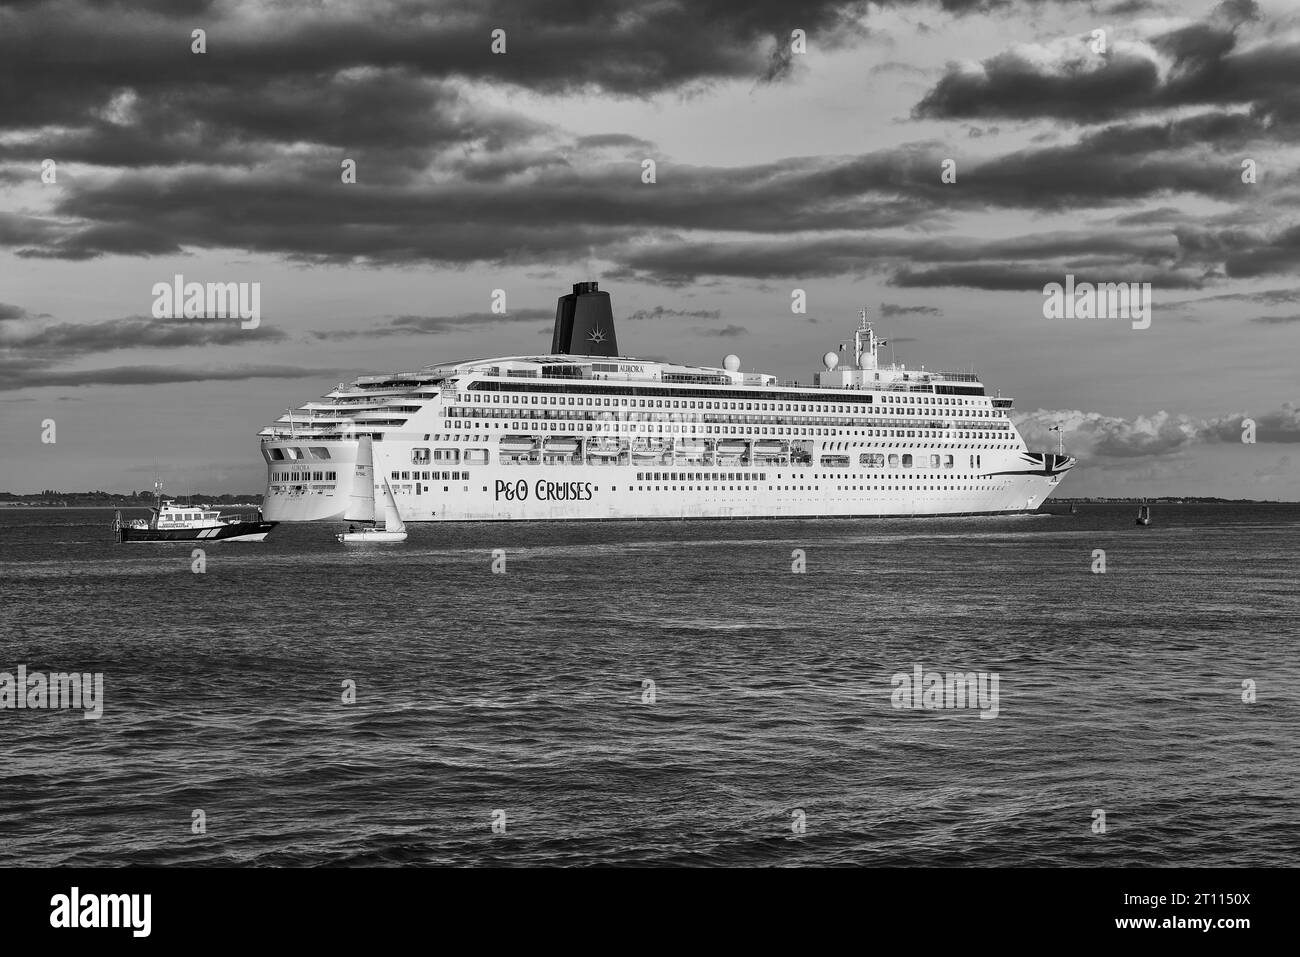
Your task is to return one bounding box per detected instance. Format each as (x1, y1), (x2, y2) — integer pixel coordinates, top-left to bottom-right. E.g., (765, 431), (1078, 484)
(696, 324), (748, 337)
(625, 306), (722, 321)
(310, 308), (554, 340)
(879, 302), (943, 316)
(0, 0), (878, 126)
(0, 0), (1296, 303)
(1015, 400), (1300, 463)
(0, 304), (298, 391)
(0, 313), (286, 357)
(913, 2), (1290, 126)
(0, 362), (344, 391)
(890, 263), (1204, 290)
(574, 133), (656, 152)
(1165, 287), (1300, 307)
(1249, 313), (1300, 324)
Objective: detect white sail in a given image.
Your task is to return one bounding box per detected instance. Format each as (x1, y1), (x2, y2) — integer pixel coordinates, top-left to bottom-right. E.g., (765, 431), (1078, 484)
(381, 477), (405, 533)
(343, 436), (375, 523)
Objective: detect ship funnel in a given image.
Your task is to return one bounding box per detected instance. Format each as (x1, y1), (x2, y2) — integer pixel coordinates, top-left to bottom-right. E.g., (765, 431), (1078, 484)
(551, 281), (619, 357)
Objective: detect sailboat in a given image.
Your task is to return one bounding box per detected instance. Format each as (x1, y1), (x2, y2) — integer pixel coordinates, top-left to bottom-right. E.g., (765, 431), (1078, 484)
(1135, 502), (1151, 526)
(336, 436), (408, 543)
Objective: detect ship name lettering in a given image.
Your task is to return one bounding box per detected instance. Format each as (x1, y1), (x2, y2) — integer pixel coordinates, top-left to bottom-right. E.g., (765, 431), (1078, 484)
(494, 479), (530, 501)
(534, 480), (594, 502)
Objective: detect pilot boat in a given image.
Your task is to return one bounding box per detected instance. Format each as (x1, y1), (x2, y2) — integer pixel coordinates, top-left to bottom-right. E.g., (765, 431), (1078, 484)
(113, 485), (276, 542)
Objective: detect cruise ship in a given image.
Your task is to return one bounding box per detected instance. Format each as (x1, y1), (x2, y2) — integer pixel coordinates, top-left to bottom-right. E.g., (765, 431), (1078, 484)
(259, 282), (1073, 521)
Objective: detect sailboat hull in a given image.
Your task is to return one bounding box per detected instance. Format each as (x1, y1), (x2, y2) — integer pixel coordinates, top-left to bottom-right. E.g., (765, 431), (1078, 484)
(336, 530), (407, 543)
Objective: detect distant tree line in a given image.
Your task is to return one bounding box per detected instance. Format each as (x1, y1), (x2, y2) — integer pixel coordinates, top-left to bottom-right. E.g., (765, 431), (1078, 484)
(1, 490), (264, 504)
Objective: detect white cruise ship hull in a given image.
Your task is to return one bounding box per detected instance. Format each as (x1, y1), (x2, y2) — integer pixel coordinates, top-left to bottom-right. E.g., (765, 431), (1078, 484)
(262, 442), (1072, 522)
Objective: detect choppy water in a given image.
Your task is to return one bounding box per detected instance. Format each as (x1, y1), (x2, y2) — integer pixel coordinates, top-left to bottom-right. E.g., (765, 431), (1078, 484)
(1, 504), (1297, 866)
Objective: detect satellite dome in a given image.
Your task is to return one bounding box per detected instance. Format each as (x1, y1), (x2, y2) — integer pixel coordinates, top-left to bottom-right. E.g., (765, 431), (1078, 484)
(823, 351), (839, 370)
(723, 354), (741, 372)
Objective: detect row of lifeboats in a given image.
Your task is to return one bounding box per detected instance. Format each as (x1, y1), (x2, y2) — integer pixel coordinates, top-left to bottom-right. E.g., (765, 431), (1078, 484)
(498, 435), (790, 459)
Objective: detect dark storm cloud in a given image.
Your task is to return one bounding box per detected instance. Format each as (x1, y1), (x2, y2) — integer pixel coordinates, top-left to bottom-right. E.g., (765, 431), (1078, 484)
(1249, 314), (1300, 324)
(8, 151), (941, 262)
(0, 0), (876, 129)
(0, 73), (547, 170)
(608, 226), (1185, 283)
(11, 109), (1277, 266)
(1170, 223), (1300, 280)
(1222, 224), (1300, 278)
(1, 0), (1294, 294)
(914, 1), (1296, 127)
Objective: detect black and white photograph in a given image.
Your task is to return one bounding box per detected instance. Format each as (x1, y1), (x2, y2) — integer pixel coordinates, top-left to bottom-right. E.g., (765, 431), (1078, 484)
(0, 0), (1294, 938)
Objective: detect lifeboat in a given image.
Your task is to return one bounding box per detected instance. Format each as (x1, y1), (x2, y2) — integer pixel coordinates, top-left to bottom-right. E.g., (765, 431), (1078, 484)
(716, 440), (747, 456)
(544, 437), (579, 453)
(499, 435), (536, 453)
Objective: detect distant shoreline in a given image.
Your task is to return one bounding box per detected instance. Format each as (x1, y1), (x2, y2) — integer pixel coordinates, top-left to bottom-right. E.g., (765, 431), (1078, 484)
(0, 503), (263, 509)
(1048, 498), (1296, 505)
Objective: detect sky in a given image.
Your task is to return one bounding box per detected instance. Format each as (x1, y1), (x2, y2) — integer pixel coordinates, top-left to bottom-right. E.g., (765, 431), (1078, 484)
(1, 0), (1297, 498)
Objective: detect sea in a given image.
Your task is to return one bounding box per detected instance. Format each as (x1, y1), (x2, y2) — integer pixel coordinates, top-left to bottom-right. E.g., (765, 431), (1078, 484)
(1, 504), (1297, 867)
